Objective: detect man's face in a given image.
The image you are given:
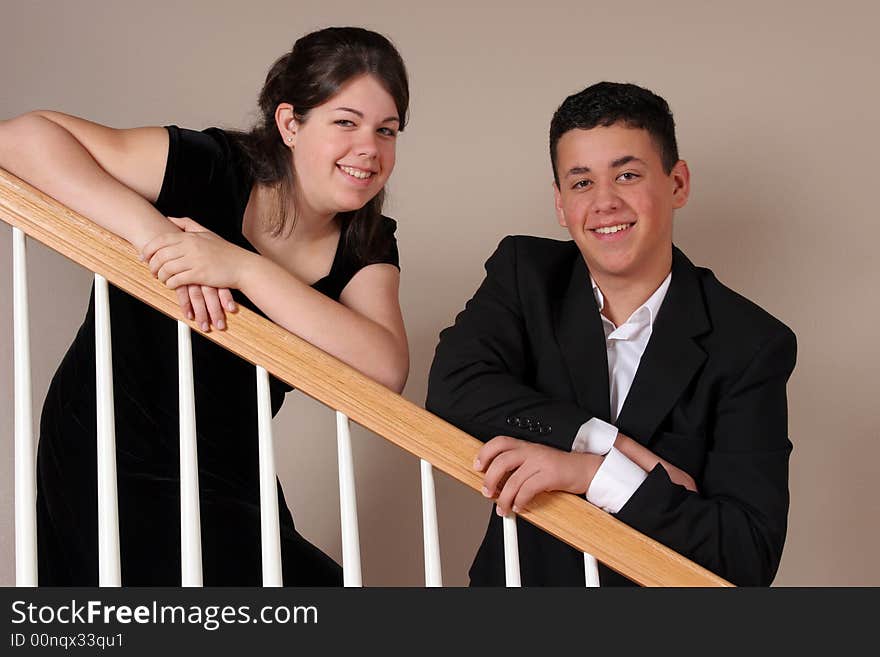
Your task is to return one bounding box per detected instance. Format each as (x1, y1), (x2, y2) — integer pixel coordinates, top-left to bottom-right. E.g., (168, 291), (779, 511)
(553, 123), (689, 286)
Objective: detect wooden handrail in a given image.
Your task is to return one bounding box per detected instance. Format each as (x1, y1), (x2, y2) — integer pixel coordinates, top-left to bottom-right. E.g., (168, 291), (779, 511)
(0, 167), (732, 587)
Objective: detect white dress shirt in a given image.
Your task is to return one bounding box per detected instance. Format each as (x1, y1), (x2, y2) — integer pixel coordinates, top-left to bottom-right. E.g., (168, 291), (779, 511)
(571, 273), (672, 513)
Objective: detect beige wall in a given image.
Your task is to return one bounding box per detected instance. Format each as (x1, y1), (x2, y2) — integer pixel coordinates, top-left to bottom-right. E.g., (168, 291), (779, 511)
(2, 0), (877, 586)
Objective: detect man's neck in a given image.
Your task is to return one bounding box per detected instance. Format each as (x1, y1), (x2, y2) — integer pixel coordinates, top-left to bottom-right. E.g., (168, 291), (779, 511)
(591, 260), (672, 327)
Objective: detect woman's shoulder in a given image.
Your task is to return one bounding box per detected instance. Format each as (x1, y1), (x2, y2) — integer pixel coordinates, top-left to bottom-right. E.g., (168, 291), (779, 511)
(156, 126), (251, 231)
(159, 125), (243, 204)
(163, 126), (239, 175)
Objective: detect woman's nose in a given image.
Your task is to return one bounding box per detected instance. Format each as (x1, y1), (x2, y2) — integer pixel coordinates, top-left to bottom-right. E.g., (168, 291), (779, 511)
(355, 132), (379, 158)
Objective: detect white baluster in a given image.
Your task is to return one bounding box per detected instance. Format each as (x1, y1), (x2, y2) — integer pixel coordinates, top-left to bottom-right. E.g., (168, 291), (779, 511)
(335, 411), (362, 587)
(13, 228), (37, 587)
(177, 321), (202, 586)
(256, 366), (282, 586)
(419, 459), (442, 586)
(584, 552), (600, 587)
(502, 514), (521, 587)
(94, 274), (121, 587)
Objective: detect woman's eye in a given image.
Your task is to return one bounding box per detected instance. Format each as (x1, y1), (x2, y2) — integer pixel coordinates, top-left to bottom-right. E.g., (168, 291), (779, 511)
(378, 127), (398, 137)
(335, 119), (356, 127)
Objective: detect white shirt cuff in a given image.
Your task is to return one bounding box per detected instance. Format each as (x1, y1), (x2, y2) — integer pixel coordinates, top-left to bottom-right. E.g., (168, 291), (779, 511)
(571, 418), (618, 455)
(586, 447), (647, 513)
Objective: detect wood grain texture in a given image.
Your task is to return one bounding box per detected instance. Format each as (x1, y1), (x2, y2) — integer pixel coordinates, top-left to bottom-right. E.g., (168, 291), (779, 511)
(0, 167), (732, 587)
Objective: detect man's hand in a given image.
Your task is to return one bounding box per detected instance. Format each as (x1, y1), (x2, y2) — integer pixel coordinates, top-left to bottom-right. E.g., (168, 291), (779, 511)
(474, 436), (603, 516)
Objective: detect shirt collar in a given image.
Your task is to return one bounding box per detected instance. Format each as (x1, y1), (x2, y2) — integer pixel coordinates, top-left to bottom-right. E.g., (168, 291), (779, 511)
(590, 272), (672, 331)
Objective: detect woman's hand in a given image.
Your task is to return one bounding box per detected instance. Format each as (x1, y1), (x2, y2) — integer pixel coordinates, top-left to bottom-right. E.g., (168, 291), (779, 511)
(474, 436), (603, 517)
(174, 285), (236, 332)
(142, 217), (242, 331)
(142, 216), (250, 290)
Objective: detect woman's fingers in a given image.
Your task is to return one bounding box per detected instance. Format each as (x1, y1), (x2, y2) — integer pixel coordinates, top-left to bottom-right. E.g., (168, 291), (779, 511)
(168, 216), (208, 233)
(175, 287), (194, 321)
(218, 288), (237, 313)
(141, 232), (180, 262)
(156, 256), (188, 285)
(148, 245), (183, 276)
(187, 284), (211, 332)
(201, 285), (226, 330)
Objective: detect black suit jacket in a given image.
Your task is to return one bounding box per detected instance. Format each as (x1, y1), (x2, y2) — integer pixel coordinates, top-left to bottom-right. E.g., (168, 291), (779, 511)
(426, 236), (797, 586)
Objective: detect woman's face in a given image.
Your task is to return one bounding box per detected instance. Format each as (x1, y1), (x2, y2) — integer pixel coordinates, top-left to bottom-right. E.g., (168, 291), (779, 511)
(288, 74), (400, 221)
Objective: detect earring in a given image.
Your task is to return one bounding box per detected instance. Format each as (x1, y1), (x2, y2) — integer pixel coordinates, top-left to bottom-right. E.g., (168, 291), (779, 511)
(287, 136), (293, 143)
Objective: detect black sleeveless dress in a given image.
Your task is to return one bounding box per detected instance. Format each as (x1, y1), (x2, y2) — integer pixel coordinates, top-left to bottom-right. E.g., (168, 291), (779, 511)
(36, 126), (399, 585)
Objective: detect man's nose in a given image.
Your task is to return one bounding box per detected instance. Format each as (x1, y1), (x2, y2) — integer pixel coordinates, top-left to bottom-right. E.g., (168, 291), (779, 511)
(592, 181), (621, 214)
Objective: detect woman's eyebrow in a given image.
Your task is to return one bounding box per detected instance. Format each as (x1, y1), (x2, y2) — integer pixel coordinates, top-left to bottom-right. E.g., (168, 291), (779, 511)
(334, 107), (400, 123)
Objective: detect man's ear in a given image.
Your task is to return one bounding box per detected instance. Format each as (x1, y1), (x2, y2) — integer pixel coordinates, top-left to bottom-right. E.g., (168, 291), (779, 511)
(553, 181), (567, 227)
(671, 159), (691, 209)
(274, 103), (297, 146)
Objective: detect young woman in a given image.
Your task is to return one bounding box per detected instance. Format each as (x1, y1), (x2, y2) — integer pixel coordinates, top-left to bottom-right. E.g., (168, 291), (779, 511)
(0, 27), (410, 585)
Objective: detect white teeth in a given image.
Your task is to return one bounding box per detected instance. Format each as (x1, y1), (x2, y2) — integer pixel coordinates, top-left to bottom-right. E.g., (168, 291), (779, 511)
(339, 165), (373, 180)
(594, 223), (633, 234)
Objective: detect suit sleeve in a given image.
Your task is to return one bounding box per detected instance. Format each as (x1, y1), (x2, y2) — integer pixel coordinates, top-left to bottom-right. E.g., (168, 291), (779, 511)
(426, 237), (592, 451)
(615, 326), (797, 586)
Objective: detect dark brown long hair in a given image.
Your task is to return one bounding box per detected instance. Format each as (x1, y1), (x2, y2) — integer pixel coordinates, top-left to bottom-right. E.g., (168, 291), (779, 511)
(230, 27), (409, 264)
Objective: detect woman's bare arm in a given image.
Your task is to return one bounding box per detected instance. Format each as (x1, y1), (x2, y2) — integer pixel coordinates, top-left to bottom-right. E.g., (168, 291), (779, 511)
(0, 111), (232, 329)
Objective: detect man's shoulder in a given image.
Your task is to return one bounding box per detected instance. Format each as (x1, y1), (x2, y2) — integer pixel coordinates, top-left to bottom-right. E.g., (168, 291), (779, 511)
(683, 251), (796, 350)
(491, 235), (580, 278)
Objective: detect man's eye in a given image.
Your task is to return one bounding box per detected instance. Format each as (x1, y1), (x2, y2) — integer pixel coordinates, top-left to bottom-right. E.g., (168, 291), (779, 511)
(618, 172), (640, 182)
(572, 179), (592, 190)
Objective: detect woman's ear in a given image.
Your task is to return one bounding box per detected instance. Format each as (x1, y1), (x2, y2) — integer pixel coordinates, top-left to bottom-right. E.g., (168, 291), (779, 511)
(274, 103), (297, 146)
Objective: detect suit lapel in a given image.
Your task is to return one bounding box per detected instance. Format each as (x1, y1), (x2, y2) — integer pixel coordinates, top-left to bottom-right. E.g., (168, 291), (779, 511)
(554, 252), (611, 422)
(616, 247), (711, 444)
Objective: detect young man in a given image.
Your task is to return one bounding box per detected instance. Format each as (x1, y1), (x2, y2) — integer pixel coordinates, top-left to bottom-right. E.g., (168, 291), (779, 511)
(425, 82), (797, 586)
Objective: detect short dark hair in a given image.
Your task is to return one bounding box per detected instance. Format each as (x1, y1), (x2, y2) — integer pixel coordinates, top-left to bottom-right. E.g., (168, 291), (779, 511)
(549, 82), (678, 184)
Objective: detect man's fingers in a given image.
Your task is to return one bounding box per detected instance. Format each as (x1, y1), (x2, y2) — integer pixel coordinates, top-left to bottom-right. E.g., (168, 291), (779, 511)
(511, 472), (548, 514)
(474, 435), (520, 472)
(482, 449), (524, 499)
(201, 286), (226, 330)
(495, 466), (538, 516)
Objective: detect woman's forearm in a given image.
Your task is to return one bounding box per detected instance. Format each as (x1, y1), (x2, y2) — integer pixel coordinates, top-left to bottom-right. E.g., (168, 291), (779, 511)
(238, 253), (409, 392)
(0, 112), (174, 251)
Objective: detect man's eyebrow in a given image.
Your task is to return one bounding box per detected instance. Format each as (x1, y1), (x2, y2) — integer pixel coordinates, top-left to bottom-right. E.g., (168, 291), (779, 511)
(334, 107), (400, 123)
(565, 166), (591, 178)
(611, 155), (645, 168)
(565, 156), (647, 178)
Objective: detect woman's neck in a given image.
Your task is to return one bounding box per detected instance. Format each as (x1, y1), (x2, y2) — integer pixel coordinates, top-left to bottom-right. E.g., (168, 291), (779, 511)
(245, 184), (338, 245)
